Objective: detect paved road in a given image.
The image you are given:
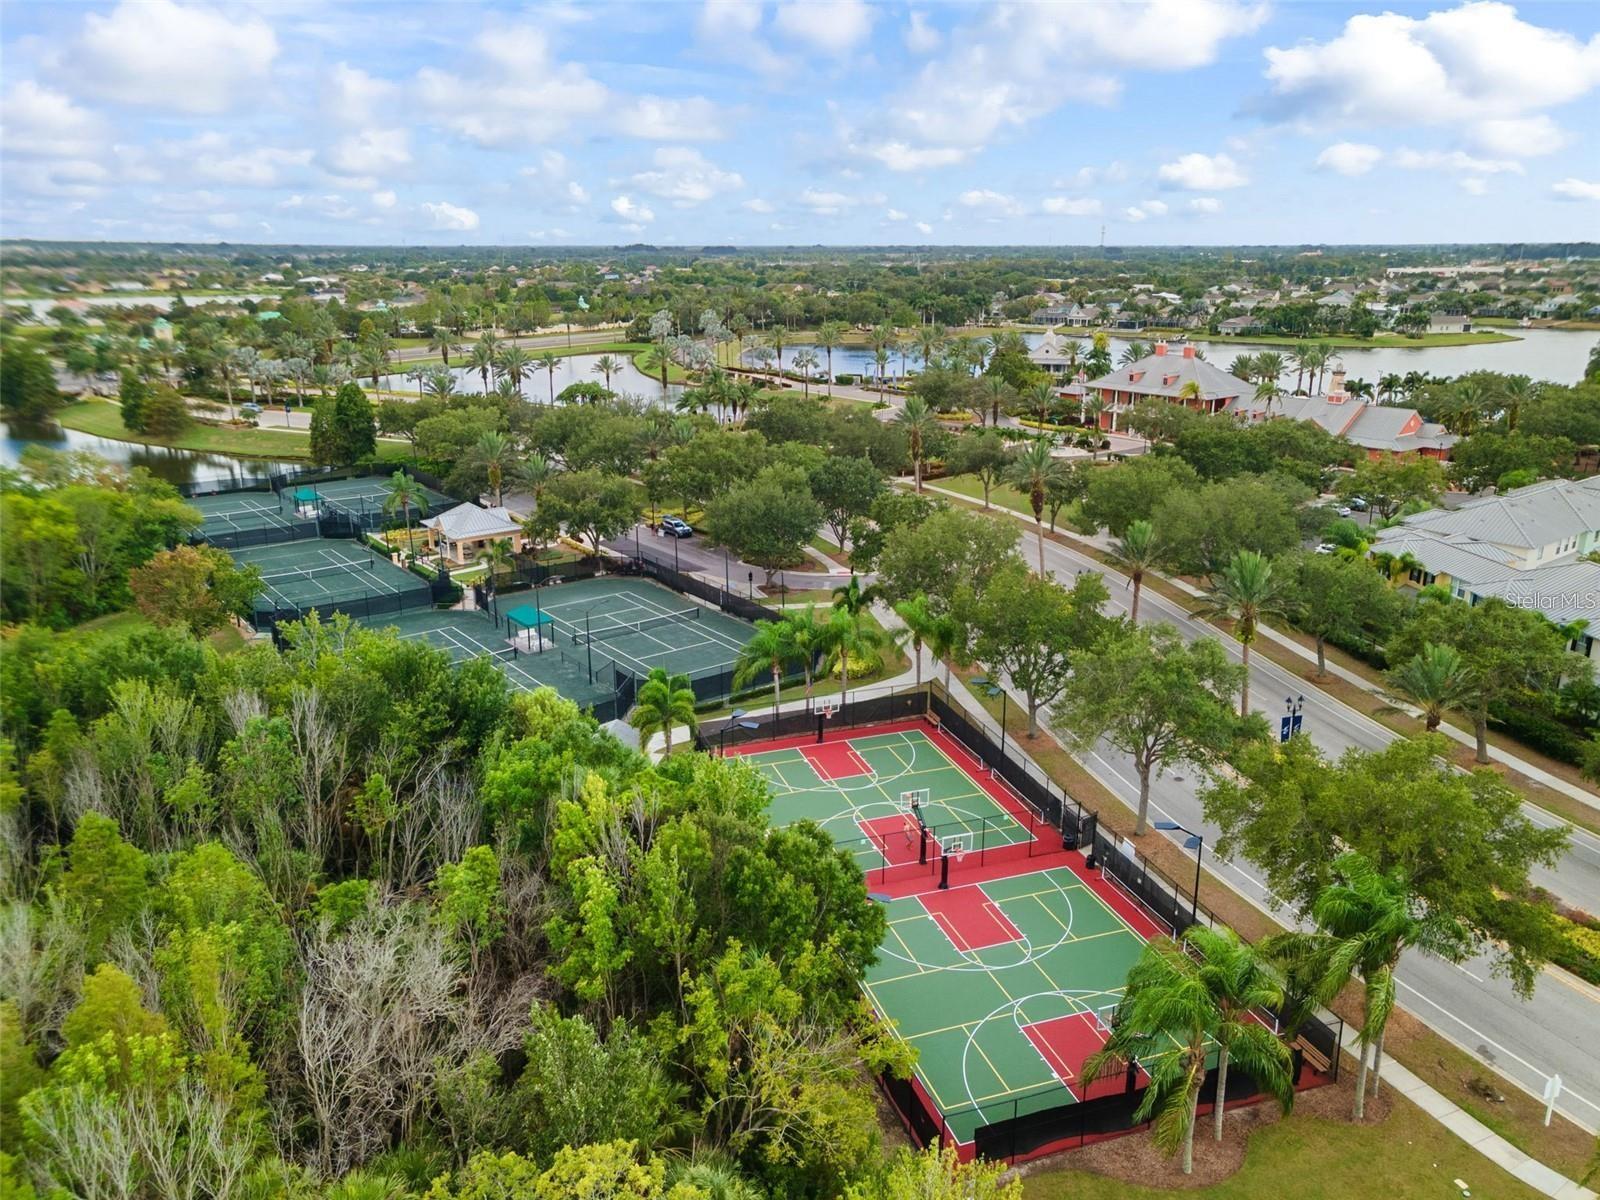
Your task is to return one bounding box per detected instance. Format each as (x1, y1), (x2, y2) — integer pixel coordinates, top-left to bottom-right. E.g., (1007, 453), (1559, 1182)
(1022, 527), (1600, 1131)
(601, 522), (843, 598)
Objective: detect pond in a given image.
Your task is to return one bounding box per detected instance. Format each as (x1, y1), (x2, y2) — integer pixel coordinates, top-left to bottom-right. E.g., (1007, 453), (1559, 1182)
(380, 351), (683, 404)
(0, 418), (292, 489)
(756, 327), (1597, 388)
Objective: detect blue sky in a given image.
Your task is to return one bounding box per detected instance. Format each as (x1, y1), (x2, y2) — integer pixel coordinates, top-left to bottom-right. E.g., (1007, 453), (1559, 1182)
(2, 0), (1597, 245)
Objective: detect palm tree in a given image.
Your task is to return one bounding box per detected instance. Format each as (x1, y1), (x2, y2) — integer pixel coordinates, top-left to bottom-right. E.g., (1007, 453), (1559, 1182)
(356, 343), (389, 393)
(792, 348), (819, 398)
(914, 324), (946, 375)
(382, 470), (428, 559)
(480, 537), (516, 594)
(496, 346), (529, 397)
(1253, 377), (1284, 417)
(1252, 350), (1286, 389)
(591, 353), (622, 392)
(470, 339), (497, 392)
(1188, 927), (1293, 1143)
(816, 321), (845, 397)
(1109, 518), (1161, 622)
(630, 666), (698, 755)
(927, 610), (967, 693)
(534, 350), (561, 406)
(1312, 341), (1336, 392)
(894, 395), (939, 492)
(1378, 373), (1403, 404)
(783, 604), (830, 698)
(472, 429), (513, 506)
(766, 326), (787, 377)
(735, 619), (799, 717)
(512, 452), (555, 508)
(978, 376), (1014, 427)
(1310, 852), (1446, 1119)
(1026, 379), (1056, 428)
(1005, 439), (1063, 575)
(422, 367), (457, 401)
(428, 329), (459, 366)
(825, 610), (885, 708)
(1496, 374), (1536, 431)
(891, 593), (942, 690)
(872, 345), (891, 396)
(1196, 549), (1286, 717)
(1384, 643), (1471, 732)
(831, 572), (883, 630)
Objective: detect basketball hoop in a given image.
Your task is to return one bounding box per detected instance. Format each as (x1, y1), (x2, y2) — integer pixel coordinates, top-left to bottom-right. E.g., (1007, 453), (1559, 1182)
(819, 702), (837, 720)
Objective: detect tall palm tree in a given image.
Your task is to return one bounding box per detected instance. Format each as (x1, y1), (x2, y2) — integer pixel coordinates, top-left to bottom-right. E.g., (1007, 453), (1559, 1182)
(629, 667), (698, 755)
(534, 350), (561, 406)
(356, 343), (389, 393)
(734, 619), (799, 717)
(1196, 549), (1286, 717)
(1310, 852), (1451, 1119)
(927, 610), (967, 693)
(891, 592), (942, 690)
(1312, 341), (1336, 392)
(814, 322), (843, 398)
(422, 367), (457, 401)
(914, 324), (946, 375)
(591, 353), (622, 392)
(783, 604), (830, 698)
(831, 572), (883, 630)
(893, 395), (939, 492)
(791, 348), (819, 398)
(381, 470), (428, 558)
(1188, 927), (1293, 1143)
(1496, 374), (1536, 431)
(1109, 518), (1161, 622)
(1384, 643), (1471, 732)
(512, 452), (555, 509)
(480, 537), (516, 594)
(872, 345), (891, 396)
(1025, 379), (1056, 428)
(766, 326), (787, 377)
(1252, 350), (1286, 388)
(825, 610), (885, 708)
(472, 429), (513, 506)
(1005, 439), (1063, 576)
(470, 339), (497, 392)
(1253, 377), (1284, 417)
(1378, 373), (1403, 404)
(496, 346), (530, 397)
(978, 377), (1014, 428)
(428, 329), (459, 366)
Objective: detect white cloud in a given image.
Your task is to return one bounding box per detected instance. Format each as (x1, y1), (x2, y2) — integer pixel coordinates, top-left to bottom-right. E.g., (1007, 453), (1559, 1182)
(742, 198), (775, 213)
(371, 189), (397, 209)
(1458, 177), (1488, 196)
(905, 9), (941, 54)
(528, 227), (573, 240)
(1056, 162), (1128, 189)
(798, 188), (858, 215)
(1390, 148), (1522, 175)
(914, 221), (934, 235)
(610, 194), (656, 224)
(958, 188), (1025, 218)
(1041, 196), (1102, 217)
(1262, 3), (1600, 157)
(1552, 178), (1600, 201)
(774, 0), (875, 56)
(1315, 142), (1383, 177)
(1187, 196), (1222, 213)
(1124, 199), (1169, 222)
(325, 63), (394, 126)
(521, 150), (570, 179)
(416, 25), (609, 147)
(324, 128), (412, 180)
(628, 147), (743, 205)
(182, 136), (313, 187)
(566, 181), (590, 205)
(852, 139), (971, 172)
(1473, 115), (1567, 157)
(0, 82), (109, 159)
(422, 201), (479, 231)
(614, 95), (726, 141)
(1157, 152), (1247, 190)
(697, 0), (789, 76)
(60, 0), (278, 114)
(885, 208), (908, 221)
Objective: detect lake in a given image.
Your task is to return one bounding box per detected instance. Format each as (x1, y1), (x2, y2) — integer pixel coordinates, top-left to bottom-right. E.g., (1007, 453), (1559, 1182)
(753, 327), (1597, 387)
(7, 293), (275, 317)
(381, 351), (683, 404)
(0, 419), (291, 489)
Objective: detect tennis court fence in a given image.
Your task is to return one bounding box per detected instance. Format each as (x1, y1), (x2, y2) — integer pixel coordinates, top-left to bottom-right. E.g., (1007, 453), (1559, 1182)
(200, 518), (322, 552)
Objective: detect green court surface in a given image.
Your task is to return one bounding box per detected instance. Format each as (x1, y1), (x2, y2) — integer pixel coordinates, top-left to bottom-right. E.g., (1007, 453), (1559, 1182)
(298, 475), (453, 520)
(368, 607), (621, 711)
(496, 576), (750, 681)
(190, 489), (301, 534)
(750, 728), (1037, 873)
(233, 537), (430, 611)
(866, 868), (1168, 1142)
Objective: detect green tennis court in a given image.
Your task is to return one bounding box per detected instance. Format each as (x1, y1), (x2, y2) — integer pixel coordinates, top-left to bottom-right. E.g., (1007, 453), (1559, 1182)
(233, 537), (429, 611)
(300, 475), (453, 520)
(190, 489), (300, 535)
(493, 576), (750, 681)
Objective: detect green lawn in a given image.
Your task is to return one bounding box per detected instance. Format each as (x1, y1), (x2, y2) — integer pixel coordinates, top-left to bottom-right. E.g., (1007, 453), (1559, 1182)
(1174, 328), (1520, 350)
(930, 473), (1038, 518)
(56, 400), (410, 463)
(1020, 1094), (1548, 1200)
(67, 609), (248, 655)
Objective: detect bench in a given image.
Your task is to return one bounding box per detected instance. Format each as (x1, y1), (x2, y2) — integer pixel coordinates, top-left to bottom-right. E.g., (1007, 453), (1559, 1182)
(1293, 1036), (1332, 1076)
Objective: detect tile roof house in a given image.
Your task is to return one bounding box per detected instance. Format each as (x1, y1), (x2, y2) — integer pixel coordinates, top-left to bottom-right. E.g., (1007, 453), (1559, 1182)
(1083, 342), (1248, 430)
(1371, 477), (1600, 657)
(421, 503), (526, 566)
(1225, 365), (1457, 460)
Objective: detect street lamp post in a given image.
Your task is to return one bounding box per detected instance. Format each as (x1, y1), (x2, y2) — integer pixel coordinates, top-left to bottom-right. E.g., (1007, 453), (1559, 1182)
(1154, 820), (1205, 928)
(971, 676), (1009, 759)
(1281, 694), (1306, 743)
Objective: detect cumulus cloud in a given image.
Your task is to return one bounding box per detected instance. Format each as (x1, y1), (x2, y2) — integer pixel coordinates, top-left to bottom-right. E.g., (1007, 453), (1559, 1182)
(798, 188), (862, 215)
(774, 0), (875, 55)
(1157, 152), (1247, 190)
(324, 128), (412, 181)
(58, 0), (277, 114)
(1123, 199), (1169, 222)
(1261, 4), (1600, 156)
(178, 135), (313, 187)
(1390, 148), (1522, 175)
(905, 9), (941, 54)
(742, 198), (775, 213)
(696, 0), (789, 76)
(849, 139), (970, 172)
(1473, 115), (1567, 157)
(416, 25), (609, 147)
(1552, 178), (1600, 201)
(914, 220), (934, 235)
(628, 147), (743, 205)
(422, 200), (479, 231)
(614, 96), (726, 141)
(610, 194), (656, 224)
(324, 63), (394, 127)
(371, 190), (397, 209)
(0, 82), (108, 159)
(958, 189), (1025, 218)
(1187, 197), (1222, 213)
(1041, 196), (1102, 217)
(1315, 142), (1383, 177)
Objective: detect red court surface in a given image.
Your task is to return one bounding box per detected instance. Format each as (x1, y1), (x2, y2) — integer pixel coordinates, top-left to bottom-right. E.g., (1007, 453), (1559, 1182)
(860, 813), (927, 866)
(799, 740), (874, 780)
(920, 885), (1024, 951)
(1022, 1013), (1152, 1101)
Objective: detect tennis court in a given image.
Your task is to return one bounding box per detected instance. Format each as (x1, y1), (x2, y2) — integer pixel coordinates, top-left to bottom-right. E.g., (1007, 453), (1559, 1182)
(370, 607), (620, 712)
(492, 576), (750, 683)
(291, 476), (453, 523)
(728, 720), (1190, 1153)
(233, 537), (430, 612)
(190, 489), (302, 536)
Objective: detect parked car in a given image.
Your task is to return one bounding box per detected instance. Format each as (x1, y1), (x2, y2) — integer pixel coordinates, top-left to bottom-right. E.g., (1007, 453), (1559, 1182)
(659, 515), (694, 538)
(1347, 496), (1369, 512)
(240, 403), (262, 417)
(1337, 505), (1353, 518)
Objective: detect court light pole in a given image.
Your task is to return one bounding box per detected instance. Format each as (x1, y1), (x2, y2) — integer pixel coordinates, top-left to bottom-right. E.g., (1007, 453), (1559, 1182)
(970, 676), (1008, 760)
(1153, 820), (1204, 928)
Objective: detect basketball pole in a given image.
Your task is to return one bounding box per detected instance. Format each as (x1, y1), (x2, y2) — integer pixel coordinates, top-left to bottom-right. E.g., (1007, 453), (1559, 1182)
(938, 846), (950, 890)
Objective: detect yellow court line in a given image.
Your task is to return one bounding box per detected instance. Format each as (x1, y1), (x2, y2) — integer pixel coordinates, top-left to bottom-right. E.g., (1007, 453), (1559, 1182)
(866, 927), (1140, 987)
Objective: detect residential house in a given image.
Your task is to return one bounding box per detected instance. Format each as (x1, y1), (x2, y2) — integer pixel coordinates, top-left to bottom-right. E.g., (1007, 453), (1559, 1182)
(1427, 312), (1473, 334)
(1082, 342), (1248, 431)
(1027, 328), (1083, 376)
(1226, 366), (1456, 460)
(1317, 289), (1356, 309)
(421, 503), (527, 567)
(1216, 315), (1263, 334)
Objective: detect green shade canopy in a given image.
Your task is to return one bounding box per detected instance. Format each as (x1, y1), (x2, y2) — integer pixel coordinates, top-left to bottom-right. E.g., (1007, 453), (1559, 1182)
(504, 604), (553, 633)
(290, 486), (321, 503)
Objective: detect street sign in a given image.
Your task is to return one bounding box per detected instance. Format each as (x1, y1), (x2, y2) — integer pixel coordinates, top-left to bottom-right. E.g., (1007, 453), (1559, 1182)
(1292, 713), (1303, 735)
(1280, 716), (1292, 742)
(1543, 1073), (1561, 1126)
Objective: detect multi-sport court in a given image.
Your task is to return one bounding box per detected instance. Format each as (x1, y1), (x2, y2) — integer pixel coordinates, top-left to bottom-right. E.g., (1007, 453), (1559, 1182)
(729, 719), (1241, 1156)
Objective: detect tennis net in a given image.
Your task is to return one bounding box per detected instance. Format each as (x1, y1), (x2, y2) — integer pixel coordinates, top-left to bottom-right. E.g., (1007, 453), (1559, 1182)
(569, 607), (701, 646)
(258, 560), (375, 584)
